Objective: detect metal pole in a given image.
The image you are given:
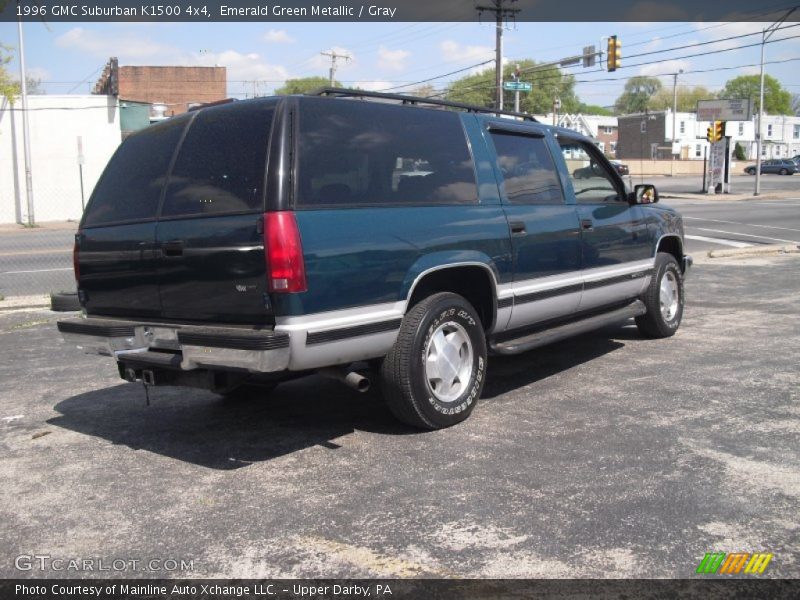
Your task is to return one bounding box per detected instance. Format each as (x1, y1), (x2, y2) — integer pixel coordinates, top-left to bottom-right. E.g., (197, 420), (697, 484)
(671, 72), (678, 176)
(17, 13), (35, 226)
(495, 10), (503, 111)
(755, 31), (765, 196)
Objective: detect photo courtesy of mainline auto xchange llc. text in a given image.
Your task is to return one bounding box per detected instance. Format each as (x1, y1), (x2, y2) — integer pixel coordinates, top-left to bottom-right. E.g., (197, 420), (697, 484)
(1, 0), (799, 597)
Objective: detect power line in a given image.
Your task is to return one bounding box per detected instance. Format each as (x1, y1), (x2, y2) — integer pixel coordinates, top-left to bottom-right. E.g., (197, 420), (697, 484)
(377, 59), (495, 92)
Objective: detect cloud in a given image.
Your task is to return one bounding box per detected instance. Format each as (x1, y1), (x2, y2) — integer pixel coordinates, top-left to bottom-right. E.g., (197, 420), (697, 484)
(377, 46), (410, 71)
(639, 59), (691, 77)
(193, 50), (288, 84)
(440, 40), (494, 64)
(263, 29), (294, 44)
(55, 27), (178, 61)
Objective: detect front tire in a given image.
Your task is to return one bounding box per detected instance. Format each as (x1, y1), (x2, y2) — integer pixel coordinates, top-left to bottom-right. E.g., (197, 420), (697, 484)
(780, 168), (788, 175)
(635, 252), (684, 338)
(381, 292), (487, 429)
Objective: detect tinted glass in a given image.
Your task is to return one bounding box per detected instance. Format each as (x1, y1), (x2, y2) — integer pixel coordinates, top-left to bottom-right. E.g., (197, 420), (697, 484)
(558, 138), (622, 204)
(83, 116), (188, 227)
(161, 101), (275, 217)
(297, 98), (478, 207)
(489, 132), (563, 204)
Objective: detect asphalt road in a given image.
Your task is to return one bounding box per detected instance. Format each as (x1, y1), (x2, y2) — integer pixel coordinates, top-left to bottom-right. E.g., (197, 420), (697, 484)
(0, 253), (797, 578)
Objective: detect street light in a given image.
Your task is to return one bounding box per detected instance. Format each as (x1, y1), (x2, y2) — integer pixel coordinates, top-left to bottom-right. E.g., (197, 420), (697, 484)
(755, 7), (796, 196)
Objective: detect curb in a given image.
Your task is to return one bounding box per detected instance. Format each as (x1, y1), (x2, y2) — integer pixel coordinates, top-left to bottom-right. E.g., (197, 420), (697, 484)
(0, 295), (51, 312)
(661, 194), (797, 202)
(707, 244), (800, 259)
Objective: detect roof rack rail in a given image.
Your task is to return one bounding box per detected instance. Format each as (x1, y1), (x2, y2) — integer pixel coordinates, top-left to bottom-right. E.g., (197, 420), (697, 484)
(307, 87), (538, 122)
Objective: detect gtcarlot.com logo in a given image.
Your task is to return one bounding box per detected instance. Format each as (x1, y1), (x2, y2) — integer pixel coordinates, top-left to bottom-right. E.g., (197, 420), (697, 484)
(15, 554), (194, 572)
(696, 552), (773, 575)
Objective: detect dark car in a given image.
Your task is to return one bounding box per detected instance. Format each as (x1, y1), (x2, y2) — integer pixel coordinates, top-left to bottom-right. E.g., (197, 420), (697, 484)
(744, 159), (797, 175)
(574, 159), (629, 178)
(57, 89), (690, 430)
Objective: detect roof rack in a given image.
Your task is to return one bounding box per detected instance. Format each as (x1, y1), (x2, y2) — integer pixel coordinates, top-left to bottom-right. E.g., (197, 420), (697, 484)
(308, 87), (538, 123)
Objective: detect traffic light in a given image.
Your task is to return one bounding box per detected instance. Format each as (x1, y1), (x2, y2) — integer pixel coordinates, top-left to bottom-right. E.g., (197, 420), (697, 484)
(707, 121), (725, 142)
(607, 36), (621, 72)
(714, 120), (724, 142)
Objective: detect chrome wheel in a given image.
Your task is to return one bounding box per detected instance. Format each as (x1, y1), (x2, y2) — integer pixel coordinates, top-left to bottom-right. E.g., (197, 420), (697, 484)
(424, 321), (474, 403)
(659, 271), (679, 321)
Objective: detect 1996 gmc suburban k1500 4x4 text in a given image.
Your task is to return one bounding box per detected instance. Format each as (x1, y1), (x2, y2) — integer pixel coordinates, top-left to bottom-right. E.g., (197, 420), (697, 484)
(58, 88), (691, 429)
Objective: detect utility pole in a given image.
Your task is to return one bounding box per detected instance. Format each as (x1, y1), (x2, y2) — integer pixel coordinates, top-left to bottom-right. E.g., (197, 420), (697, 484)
(671, 69), (683, 176)
(513, 64), (520, 112)
(476, 0), (519, 112)
(321, 50), (351, 87)
(755, 6), (796, 196)
(16, 7), (35, 226)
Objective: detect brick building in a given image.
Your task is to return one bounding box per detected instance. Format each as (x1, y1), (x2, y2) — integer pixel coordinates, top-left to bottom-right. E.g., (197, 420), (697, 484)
(93, 57), (227, 117)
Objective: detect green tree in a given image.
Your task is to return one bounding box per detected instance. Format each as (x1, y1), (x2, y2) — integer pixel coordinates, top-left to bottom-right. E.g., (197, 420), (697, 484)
(575, 102), (613, 116)
(613, 76), (663, 115)
(445, 60), (579, 115)
(1, 44), (18, 103)
(648, 85), (716, 112)
(275, 76), (339, 95)
(720, 74), (792, 115)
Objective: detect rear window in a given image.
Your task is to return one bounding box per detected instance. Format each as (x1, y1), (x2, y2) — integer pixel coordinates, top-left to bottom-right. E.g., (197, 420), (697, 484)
(296, 98), (478, 207)
(83, 115), (188, 227)
(161, 101), (276, 217)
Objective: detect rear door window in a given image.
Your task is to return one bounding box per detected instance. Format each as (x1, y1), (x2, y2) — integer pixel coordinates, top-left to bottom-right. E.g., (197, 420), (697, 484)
(488, 131), (564, 204)
(161, 101), (276, 217)
(82, 115), (188, 227)
(296, 98), (478, 207)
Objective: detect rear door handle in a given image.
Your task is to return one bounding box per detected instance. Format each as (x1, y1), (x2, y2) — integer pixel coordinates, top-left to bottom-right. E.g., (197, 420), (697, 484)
(580, 219), (594, 231)
(161, 240), (184, 257)
(509, 221), (527, 237)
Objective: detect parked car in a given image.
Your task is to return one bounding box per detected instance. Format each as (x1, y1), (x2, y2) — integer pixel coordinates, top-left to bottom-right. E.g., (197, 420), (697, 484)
(573, 159), (629, 179)
(58, 89), (691, 430)
(744, 159), (798, 175)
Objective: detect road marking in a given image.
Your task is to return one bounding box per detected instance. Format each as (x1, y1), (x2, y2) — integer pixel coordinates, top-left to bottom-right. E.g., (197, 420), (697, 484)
(684, 216), (800, 233)
(1, 267), (73, 275)
(685, 235), (753, 248)
(693, 227), (799, 244)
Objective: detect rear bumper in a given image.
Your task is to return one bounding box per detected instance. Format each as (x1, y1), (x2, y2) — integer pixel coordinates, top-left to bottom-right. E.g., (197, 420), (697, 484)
(57, 318), (290, 373)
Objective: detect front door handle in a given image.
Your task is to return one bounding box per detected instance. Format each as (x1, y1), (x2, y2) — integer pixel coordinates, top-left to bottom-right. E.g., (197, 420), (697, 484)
(580, 219), (594, 231)
(161, 240), (184, 257)
(509, 221), (527, 237)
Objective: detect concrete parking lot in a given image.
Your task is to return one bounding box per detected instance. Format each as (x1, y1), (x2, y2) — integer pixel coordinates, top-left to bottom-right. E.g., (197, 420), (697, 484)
(0, 252), (798, 579)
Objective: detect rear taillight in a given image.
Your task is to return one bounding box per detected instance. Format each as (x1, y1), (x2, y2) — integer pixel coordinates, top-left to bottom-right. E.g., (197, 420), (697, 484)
(72, 237), (80, 282)
(264, 212), (307, 293)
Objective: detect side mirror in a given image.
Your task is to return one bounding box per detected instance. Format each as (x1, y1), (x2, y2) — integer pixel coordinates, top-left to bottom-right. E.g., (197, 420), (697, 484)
(631, 184), (659, 205)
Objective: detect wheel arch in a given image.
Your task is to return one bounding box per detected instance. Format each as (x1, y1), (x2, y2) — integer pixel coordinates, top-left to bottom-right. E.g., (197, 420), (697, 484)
(655, 234), (684, 271)
(405, 261), (500, 332)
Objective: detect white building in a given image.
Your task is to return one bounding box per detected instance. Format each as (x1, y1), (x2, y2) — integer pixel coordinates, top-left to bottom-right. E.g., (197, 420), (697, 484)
(0, 95), (121, 224)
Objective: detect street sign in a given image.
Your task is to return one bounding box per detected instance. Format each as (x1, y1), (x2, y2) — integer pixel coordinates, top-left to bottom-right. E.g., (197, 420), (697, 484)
(697, 98), (752, 122)
(503, 81), (532, 92)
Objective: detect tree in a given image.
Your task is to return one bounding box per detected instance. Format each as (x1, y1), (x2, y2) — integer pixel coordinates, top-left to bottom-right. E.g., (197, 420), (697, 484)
(1, 44), (18, 103)
(613, 76), (662, 115)
(445, 60), (580, 115)
(791, 93), (800, 116)
(734, 142), (746, 160)
(720, 74), (792, 115)
(275, 76), (339, 95)
(648, 85), (715, 112)
(25, 76), (44, 94)
(575, 102), (613, 116)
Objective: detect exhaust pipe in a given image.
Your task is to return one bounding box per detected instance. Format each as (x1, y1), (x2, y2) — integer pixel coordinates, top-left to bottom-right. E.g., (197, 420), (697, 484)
(318, 368), (370, 393)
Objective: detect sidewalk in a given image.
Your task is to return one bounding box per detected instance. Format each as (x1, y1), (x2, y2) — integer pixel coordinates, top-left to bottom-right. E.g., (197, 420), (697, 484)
(0, 221), (79, 234)
(660, 190), (800, 202)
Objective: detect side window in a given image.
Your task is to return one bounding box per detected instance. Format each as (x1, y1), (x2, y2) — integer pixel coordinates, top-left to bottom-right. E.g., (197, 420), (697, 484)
(489, 131), (564, 205)
(558, 138), (623, 204)
(161, 101), (275, 217)
(83, 115), (188, 227)
(296, 98), (478, 207)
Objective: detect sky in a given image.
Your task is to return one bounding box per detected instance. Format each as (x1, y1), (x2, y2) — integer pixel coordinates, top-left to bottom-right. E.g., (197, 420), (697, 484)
(1, 19), (799, 110)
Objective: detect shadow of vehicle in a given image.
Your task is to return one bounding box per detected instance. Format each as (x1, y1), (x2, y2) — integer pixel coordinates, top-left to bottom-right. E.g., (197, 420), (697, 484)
(49, 322), (637, 469)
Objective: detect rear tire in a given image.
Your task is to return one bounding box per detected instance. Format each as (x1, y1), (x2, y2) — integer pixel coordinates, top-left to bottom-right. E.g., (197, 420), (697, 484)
(380, 292), (487, 429)
(780, 168), (788, 175)
(635, 252), (684, 338)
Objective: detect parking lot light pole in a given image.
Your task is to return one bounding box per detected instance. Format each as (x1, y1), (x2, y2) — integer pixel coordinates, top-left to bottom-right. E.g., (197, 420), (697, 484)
(16, 9), (35, 226)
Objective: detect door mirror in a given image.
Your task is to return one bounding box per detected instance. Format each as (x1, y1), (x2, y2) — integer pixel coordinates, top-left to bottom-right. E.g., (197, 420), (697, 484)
(631, 184), (658, 205)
